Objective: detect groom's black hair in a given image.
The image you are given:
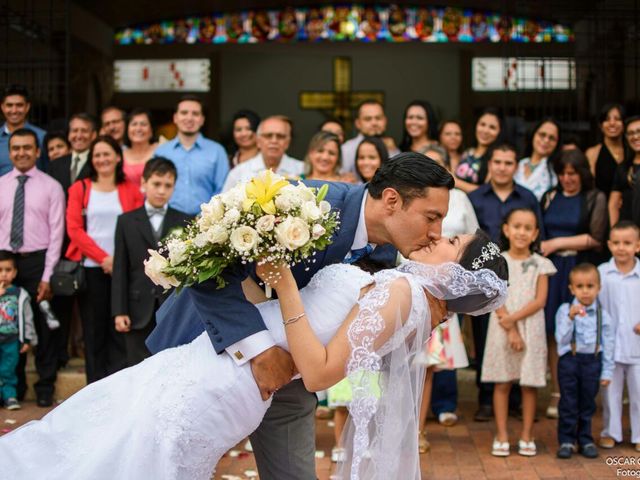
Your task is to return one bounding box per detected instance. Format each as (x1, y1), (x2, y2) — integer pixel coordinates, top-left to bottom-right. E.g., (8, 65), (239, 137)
(368, 152), (454, 204)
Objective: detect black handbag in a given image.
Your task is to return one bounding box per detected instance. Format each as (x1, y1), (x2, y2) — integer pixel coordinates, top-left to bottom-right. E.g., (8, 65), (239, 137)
(51, 259), (86, 295)
(50, 179), (88, 296)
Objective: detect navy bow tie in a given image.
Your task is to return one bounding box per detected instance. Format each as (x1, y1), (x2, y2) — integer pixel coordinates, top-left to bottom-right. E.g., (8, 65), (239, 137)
(344, 244), (373, 264)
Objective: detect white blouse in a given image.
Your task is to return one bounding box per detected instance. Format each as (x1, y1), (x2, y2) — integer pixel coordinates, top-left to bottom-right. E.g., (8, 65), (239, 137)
(84, 190), (123, 267)
(515, 157), (557, 201)
(443, 188), (480, 237)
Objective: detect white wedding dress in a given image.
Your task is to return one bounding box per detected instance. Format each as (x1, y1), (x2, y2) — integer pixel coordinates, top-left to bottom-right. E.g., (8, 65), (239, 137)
(0, 262), (505, 480)
(0, 265), (378, 480)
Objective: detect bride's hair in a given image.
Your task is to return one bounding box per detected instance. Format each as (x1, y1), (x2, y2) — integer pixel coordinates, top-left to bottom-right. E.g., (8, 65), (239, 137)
(458, 229), (508, 280)
(447, 229), (509, 314)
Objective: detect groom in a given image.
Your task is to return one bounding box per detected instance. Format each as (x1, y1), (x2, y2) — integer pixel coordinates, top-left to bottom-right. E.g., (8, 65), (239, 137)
(147, 152), (454, 479)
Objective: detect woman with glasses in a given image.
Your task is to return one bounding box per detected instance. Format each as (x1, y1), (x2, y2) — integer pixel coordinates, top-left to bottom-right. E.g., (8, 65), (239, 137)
(609, 116), (640, 227)
(515, 119), (562, 201)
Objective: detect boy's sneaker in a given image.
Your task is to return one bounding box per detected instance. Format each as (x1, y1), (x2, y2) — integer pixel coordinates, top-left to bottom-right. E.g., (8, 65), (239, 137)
(557, 443), (575, 459)
(580, 443), (598, 458)
(5, 398), (20, 410)
(598, 436), (615, 448)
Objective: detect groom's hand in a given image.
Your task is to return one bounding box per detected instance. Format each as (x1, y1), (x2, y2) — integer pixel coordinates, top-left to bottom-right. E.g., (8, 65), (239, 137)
(250, 346), (295, 400)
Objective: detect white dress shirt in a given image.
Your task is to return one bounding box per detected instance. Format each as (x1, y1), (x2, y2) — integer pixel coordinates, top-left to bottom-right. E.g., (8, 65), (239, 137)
(340, 133), (364, 175)
(222, 153), (303, 192)
(226, 190), (370, 366)
(145, 200), (168, 232)
(71, 150), (90, 179)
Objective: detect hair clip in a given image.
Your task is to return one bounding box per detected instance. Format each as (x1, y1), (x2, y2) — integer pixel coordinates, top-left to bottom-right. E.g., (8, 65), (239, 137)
(471, 242), (501, 270)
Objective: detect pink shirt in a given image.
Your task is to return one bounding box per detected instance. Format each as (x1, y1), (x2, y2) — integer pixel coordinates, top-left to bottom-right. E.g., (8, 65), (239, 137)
(0, 167), (66, 282)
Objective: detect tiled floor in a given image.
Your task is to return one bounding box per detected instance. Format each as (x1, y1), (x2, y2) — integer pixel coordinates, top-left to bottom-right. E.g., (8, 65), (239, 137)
(1, 369), (638, 479)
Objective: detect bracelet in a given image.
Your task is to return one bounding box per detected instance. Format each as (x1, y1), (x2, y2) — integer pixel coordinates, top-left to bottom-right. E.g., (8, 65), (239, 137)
(283, 312), (305, 326)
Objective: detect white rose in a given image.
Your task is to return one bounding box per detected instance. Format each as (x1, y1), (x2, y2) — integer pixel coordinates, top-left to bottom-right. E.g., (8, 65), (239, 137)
(222, 185), (247, 210)
(274, 217), (310, 251)
(144, 250), (180, 290)
(256, 214), (276, 233)
(300, 201), (321, 221)
(296, 183), (316, 202)
(167, 239), (187, 265)
(193, 232), (209, 248)
(200, 196), (225, 223)
(230, 226), (260, 253)
(223, 207), (241, 225)
(275, 194), (293, 212)
(206, 224), (229, 244)
(312, 224), (326, 239)
(275, 185), (302, 212)
(319, 200), (331, 215)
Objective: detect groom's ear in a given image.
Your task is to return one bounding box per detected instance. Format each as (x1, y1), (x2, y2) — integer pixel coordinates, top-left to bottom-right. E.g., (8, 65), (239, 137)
(381, 187), (401, 212)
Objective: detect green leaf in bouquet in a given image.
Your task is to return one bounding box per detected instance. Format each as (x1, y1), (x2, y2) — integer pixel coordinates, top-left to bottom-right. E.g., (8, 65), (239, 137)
(316, 183), (329, 202)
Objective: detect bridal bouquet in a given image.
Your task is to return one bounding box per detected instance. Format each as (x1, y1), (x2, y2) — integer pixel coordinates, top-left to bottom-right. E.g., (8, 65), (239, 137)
(145, 170), (339, 291)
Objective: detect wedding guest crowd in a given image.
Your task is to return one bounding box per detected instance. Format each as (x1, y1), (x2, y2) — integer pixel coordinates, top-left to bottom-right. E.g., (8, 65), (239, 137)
(2, 83), (640, 466)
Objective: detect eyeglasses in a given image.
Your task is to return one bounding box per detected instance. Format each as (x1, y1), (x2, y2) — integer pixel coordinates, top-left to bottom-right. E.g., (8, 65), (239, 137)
(260, 132), (289, 141)
(626, 129), (640, 139)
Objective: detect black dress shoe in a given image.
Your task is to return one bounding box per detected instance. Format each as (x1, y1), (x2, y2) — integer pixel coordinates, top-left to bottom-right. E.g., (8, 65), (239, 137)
(37, 395), (53, 407)
(474, 404), (493, 422)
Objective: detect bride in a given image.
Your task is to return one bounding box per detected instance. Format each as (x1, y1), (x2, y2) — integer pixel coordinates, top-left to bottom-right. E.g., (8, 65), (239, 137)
(0, 232), (507, 480)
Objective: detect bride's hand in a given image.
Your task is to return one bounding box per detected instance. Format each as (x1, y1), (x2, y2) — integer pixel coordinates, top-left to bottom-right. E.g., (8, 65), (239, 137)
(256, 260), (295, 291)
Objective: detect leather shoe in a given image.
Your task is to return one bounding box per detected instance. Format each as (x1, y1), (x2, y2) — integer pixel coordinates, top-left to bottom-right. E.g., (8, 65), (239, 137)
(474, 404), (493, 422)
(37, 395), (53, 407)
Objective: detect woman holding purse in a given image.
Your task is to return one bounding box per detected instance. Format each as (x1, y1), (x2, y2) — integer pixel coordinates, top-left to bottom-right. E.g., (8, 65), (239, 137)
(66, 135), (144, 383)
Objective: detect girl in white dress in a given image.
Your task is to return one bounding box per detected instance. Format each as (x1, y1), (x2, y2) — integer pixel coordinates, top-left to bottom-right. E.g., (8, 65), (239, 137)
(481, 208), (556, 457)
(0, 234), (507, 480)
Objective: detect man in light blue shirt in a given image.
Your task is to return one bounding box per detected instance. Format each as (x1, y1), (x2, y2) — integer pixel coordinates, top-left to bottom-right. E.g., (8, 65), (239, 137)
(0, 85), (47, 176)
(555, 262), (614, 459)
(155, 95), (229, 215)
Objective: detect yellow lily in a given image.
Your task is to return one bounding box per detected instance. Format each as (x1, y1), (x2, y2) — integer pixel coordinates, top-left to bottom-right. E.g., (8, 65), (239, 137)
(243, 170), (289, 214)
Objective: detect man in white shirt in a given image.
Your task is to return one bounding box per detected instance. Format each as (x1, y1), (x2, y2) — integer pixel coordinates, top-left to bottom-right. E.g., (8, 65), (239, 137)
(341, 100), (396, 174)
(222, 115), (303, 191)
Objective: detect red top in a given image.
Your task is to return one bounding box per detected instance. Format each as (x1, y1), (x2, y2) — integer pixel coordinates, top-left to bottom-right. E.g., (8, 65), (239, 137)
(65, 178), (144, 263)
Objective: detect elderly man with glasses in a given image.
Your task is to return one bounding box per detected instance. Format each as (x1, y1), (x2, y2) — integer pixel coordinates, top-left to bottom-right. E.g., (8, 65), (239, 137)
(223, 115), (303, 192)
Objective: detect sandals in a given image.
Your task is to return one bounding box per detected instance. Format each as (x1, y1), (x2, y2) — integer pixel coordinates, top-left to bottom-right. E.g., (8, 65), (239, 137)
(518, 439), (537, 456)
(418, 431), (430, 454)
(546, 392), (560, 419)
(491, 438), (510, 457)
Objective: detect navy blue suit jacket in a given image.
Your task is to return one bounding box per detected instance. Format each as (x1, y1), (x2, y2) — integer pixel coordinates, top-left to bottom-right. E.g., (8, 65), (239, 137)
(146, 182), (397, 354)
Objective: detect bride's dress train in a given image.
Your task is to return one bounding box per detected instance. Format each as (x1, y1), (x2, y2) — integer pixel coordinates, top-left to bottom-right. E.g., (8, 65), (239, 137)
(0, 264), (377, 480)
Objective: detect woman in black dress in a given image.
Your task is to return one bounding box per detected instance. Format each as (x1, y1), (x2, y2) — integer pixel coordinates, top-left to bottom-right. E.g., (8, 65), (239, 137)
(586, 103), (626, 197)
(609, 115), (640, 227)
